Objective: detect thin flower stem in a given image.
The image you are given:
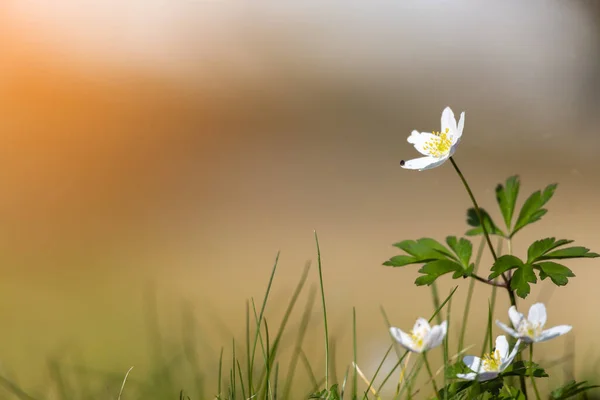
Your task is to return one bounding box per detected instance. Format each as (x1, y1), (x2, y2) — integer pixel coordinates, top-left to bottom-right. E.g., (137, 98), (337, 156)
(422, 353), (440, 400)
(530, 344), (542, 400)
(449, 157), (526, 397)
(448, 158), (516, 303)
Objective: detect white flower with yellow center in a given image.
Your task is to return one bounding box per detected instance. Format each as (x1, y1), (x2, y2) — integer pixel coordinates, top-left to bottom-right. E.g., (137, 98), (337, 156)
(389, 318), (447, 353)
(496, 303), (572, 344)
(400, 106), (465, 171)
(457, 335), (521, 381)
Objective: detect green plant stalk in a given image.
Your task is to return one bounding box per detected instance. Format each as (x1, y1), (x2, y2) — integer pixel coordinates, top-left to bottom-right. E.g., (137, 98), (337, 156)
(448, 157), (515, 303)
(314, 231), (330, 390)
(530, 344), (542, 400)
(422, 353), (440, 400)
(449, 157), (527, 397)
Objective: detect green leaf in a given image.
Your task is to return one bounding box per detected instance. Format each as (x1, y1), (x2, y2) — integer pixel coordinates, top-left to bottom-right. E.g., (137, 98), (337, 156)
(415, 259), (463, 286)
(384, 238), (457, 267)
(526, 238), (573, 263)
(550, 380), (600, 399)
(465, 208), (506, 237)
(383, 255), (420, 267)
(489, 255), (524, 280)
(446, 236), (473, 268)
(536, 262), (575, 286)
(395, 238), (455, 259)
(496, 175), (520, 230)
(538, 246), (600, 261)
(499, 386), (526, 400)
(309, 384), (341, 399)
(512, 183), (557, 236)
(502, 361), (548, 378)
(511, 264), (537, 298)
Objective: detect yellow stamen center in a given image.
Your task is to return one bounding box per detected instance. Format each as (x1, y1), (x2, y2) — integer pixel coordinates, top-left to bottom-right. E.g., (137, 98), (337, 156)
(410, 331), (424, 350)
(518, 321), (542, 340)
(423, 127), (452, 158)
(482, 349), (501, 371)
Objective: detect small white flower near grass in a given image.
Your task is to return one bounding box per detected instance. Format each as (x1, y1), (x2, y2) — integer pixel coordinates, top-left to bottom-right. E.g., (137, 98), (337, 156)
(389, 318), (447, 353)
(496, 303), (572, 343)
(400, 106), (465, 171)
(457, 335), (521, 381)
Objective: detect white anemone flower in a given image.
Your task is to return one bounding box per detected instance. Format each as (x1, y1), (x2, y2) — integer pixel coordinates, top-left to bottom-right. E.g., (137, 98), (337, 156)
(457, 335), (521, 381)
(496, 303), (572, 344)
(389, 318), (447, 353)
(400, 106), (465, 171)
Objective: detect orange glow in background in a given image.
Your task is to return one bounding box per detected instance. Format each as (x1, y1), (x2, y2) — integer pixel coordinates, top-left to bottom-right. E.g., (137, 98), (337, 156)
(0, 0), (599, 394)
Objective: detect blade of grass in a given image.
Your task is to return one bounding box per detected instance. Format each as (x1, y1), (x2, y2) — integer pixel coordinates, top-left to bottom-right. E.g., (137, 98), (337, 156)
(298, 348), (319, 391)
(232, 339), (237, 400)
(458, 238), (485, 354)
(0, 375), (38, 400)
(117, 366), (134, 400)
(380, 306), (403, 359)
(314, 231), (330, 390)
(377, 351), (408, 396)
(430, 282), (442, 325)
(217, 348), (224, 400)
(353, 307), (358, 400)
(282, 287), (317, 398)
(249, 252), (281, 394)
(236, 360), (247, 400)
(443, 292), (453, 400)
(363, 344), (393, 399)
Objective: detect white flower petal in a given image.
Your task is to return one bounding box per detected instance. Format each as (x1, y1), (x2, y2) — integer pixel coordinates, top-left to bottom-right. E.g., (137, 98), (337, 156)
(537, 325), (572, 342)
(475, 371), (501, 381)
(500, 339), (521, 371)
(408, 131), (444, 157)
(528, 303), (547, 328)
(448, 141), (461, 157)
(456, 112), (465, 139)
(413, 318), (430, 331)
(390, 327), (419, 353)
(425, 321), (447, 350)
(400, 156), (448, 171)
(495, 335), (509, 360)
(495, 320), (518, 338)
(508, 306), (524, 329)
(440, 107), (457, 134)
(462, 356), (482, 372)
(456, 372), (477, 380)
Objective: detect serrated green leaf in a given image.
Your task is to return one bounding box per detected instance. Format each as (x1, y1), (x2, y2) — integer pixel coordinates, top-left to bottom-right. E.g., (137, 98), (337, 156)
(496, 175), (520, 230)
(446, 236), (473, 268)
(415, 259), (463, 286)
(383, 255), (419, 267)
(499, 386), (526, 400)
(526, 238), (574, 263)
(535, 262), (575, 286)
(511, 264), (537, 298)
(384, 238), (459, 268)
(465, 208), (506, 237)
(512, 183), (557, 236)
(489, 255), (524, 279)
(392, 238), (455, 260)
(550, 380), (600, 399)
(538, 246), (600, 260)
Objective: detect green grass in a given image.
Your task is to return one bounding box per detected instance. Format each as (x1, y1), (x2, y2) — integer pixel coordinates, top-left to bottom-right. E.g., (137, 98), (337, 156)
(0, 236), (596, 400)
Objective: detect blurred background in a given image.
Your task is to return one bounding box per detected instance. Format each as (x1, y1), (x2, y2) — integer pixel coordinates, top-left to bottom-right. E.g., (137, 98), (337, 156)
(0, 0), (599, 397)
